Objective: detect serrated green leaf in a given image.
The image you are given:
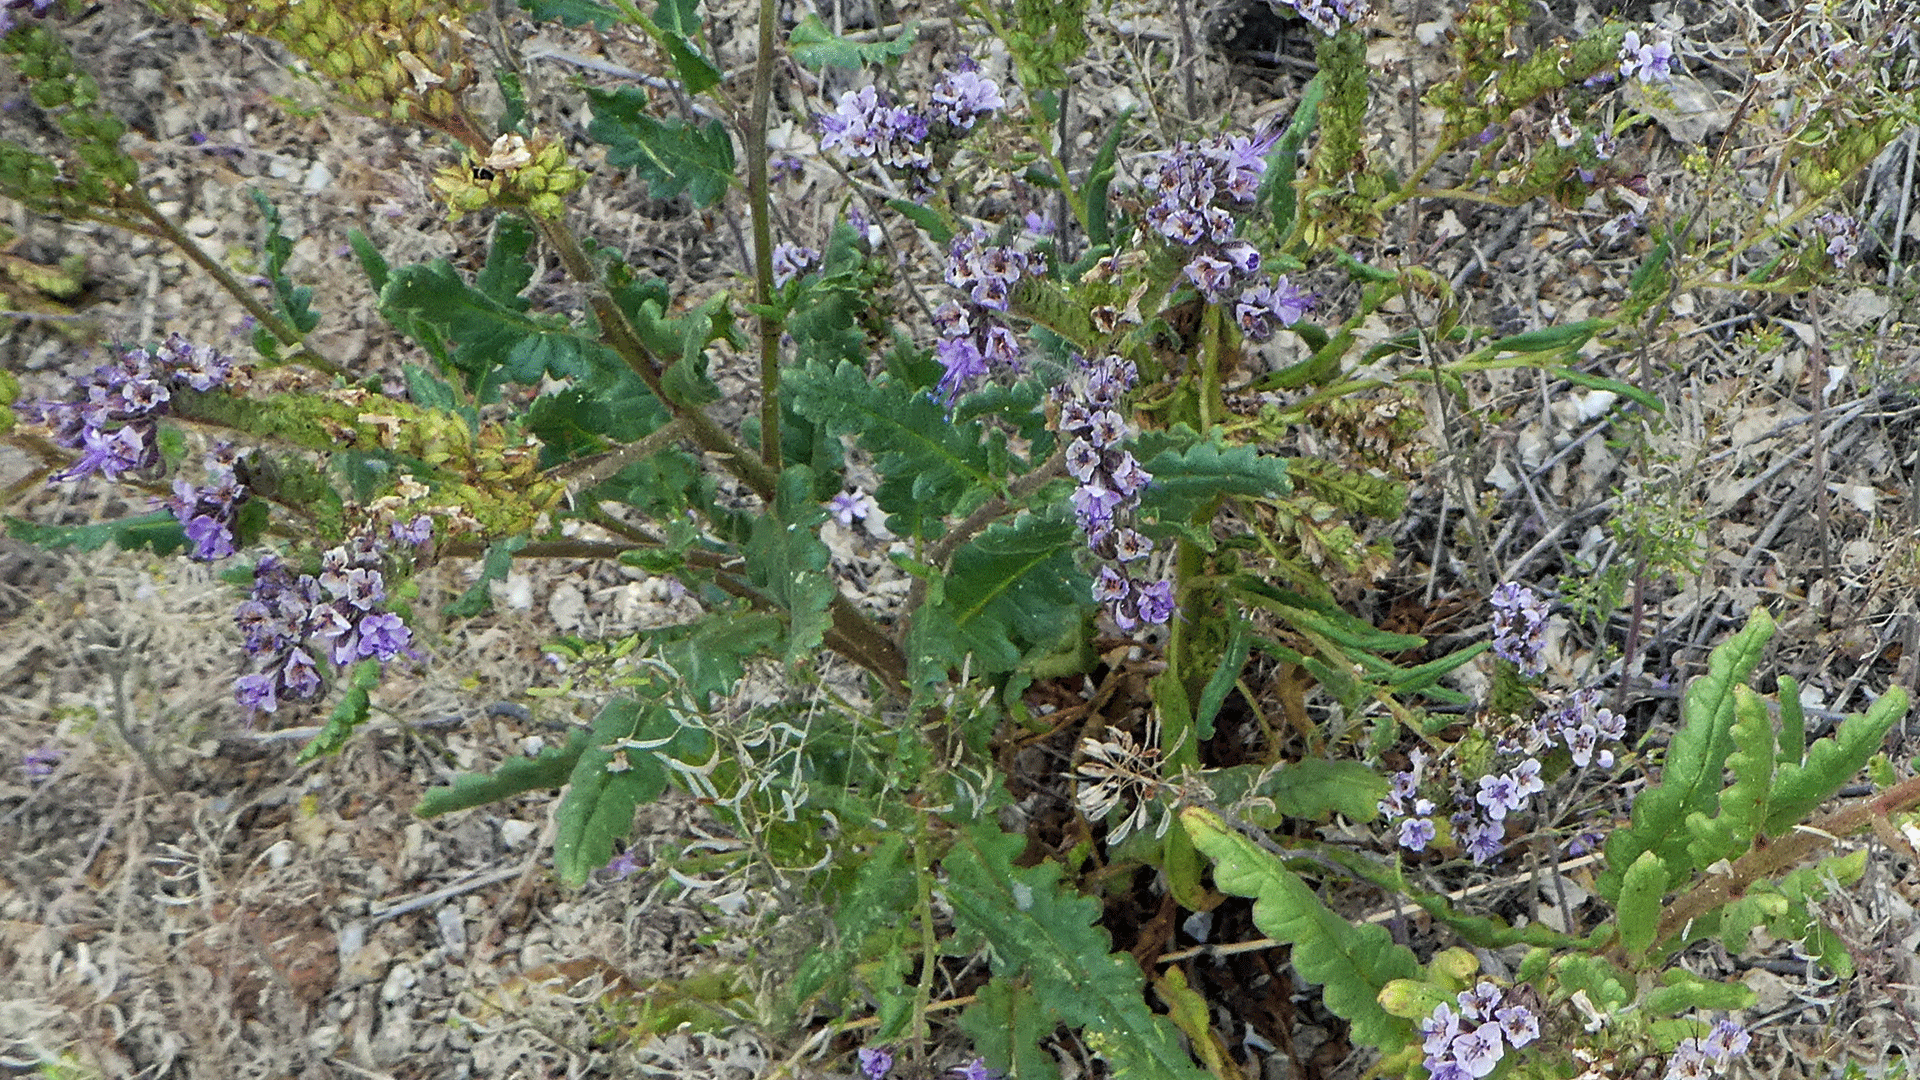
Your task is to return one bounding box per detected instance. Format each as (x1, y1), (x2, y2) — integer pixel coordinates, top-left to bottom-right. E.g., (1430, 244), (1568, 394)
(296, 661), (382, 763)
(786, 225), (871, 365)
(1195, 618), (1251, 740)
(746, 466), (835, 664)
(517, 0), (617, 27)
(649, 609), (783, 707)
(445, 535), (528, 617)
(788, 13), (917, 69)
(1776, 674), (1807, 767)
(787, 359), (1007, 538)
(1181, 807), (1419, 1049)
(1134, 427), (1291, 523)
(792, 834), (913, 1005)
(1599, 608), (1774, 901)
(586, 86), (735, 207)
(1082, 108), (1132, 248)
(415, 728), (592, 816)
(942, 822), (1210, 1080)
(959, 978), (1063, 1080)
(885, 197), (952, 244)
(248, 189), (320, 360)
(1201, 759), (1389, 826)
(1686, 684), (1776, 869)
(1764, 687), (1907, 836)
(907, 512), (1088, 680)
(1642, 969), (1756, 1017)
(1616, 850), (1668, 959)
(5, 511), (187, 556)
(648, 0), (721, 93)
(1551, 954), (1631, 1010)
(1260, 73), (1322, 242)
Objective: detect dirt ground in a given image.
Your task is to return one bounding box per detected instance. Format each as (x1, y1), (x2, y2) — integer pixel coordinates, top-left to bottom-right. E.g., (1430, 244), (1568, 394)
(4, 0), (1920, 1078)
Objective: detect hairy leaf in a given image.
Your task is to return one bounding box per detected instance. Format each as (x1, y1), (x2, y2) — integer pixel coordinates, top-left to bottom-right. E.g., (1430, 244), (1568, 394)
(958, 978), (1063, 1080)
(1616, 850), (1668, 959)
(1764, 687), (1908, 836)
(745, 466), (835, 664)
(5, 511), (186, 556)
(1181, 807), (1419, 1049)
(1134, 427), (1291, 523)
(554, 693), (714, 886)
(907, 512), (1088, 680)
(296, 661), (382, 763)
(415, 728), (592, 816)
(787, 359), (1009, 538)
(788, 13), (917, 68)
(1642, 969), (1756, 1017)
(1685, 683), (1776, 869)
(1598, 608), (1774, 901)
(942, 823), (1209, 1080)
(792, 834), (913, 1005)
(586, 87), (735, 207)
(1202, 759), (1388, 825)
(248, 189), (319, 361)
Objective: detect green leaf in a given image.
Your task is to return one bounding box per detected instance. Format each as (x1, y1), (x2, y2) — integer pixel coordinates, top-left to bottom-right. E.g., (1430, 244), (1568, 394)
(1547, 366), (1665, 414)
(445, 535), (528, 617)
(942, 822), (1210, 1080)
(1641, 969), (1756, 1017)
(1194, 618), (1251, 740)
(586, 86), (735, 207)
(792, 834), (913, 1005)
(517, 0), (618, 27)
(1480, 319), (1604, 356)
(1201, 759), (1389, 825)
(788, 13), (917, 69)
(415, 728), (592, 816)
(5, 511), (187, 556)
(787, 224), (873, 365)
(1261, 73), (1323, 242)
(746, 466), (836, 664)
(958, 978), (1063, 1080)
(1134, 427), (1291, 523)
(885, 198), (952, 245)
(1776, 674), (1807, 767)
(1598, 608), (1774, 901)
(787, 359), (1008, 539)
(1764, 686), (1907, 836)
(907, 512), (1089, 680)
(554, 693), (714, 886)
(1181, 808), (1420, 1049)
(1616, 850), (1668, 959)
(649, 0), (721, 93)
(1685, 684), (1775, 869)
(248, 189), (320, 361)
(649, 609), (784, 707)
(1082, 108), (1133, 248)
(295, 661), (382, 763)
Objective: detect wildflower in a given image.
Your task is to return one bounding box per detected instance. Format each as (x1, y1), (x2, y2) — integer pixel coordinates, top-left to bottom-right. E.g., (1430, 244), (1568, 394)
(0, 0), (57, 34)
(1619, 30), (1675, 83)
(1703, 1019), (1750, 1063)
(22, 744), (60, 780)
(1457, 982), (1505, 1022)
(604, 848), (646, 880)
(1494, 1004), (1540, 1048)
(1421, 1003), (1461, 1055)
(1449, 1025), (1505, 1078)
(1489, 583), (1550, 676)
(928, 63), (1004, 131)
(952, 1058), (996, 1080)
(1398, 817), (1436, 852)
(828, 489), (875, 526)
(1664, 1040), (1712, 1080)
(857, 1046), (894, 1080)
(1465, 820), (1504, 865)
(1135, 579), (1176, 624)
(771, 242), (821, 287)
(1475, 773), (1521, 820)
(1813, 212), (1859, 268)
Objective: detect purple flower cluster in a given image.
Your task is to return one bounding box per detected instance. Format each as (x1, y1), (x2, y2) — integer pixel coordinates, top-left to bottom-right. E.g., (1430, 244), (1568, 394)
(164, 443), (250, 562)
(1520, 688), (1627, 773)
(1051, 353), (1174, 631)
(1141, 130), (1315, 331)
(1619, 30), (1675, 84)
(22, 743), (60, 781)
(856, 1046), (893, 1080)
(0, 0), (56, 33)
(816, 62), (1004, 176)
(1270, 0), (1369, 37)
(771, 241), (820, 287)
(932, 229), (1041, 404)
(1489, 582), (1550, 676)
(1419, 982), (1540, 1080)
(1665, 1019), (1750, 1080)
(24, 335), (233, 485)
(232, 528), (425, 716)
(1813, 212), (1859, 269)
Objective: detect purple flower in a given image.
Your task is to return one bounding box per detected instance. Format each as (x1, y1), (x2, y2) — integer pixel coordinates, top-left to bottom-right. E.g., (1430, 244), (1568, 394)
(1086, 410), (1128, 449)
(1814, 212), (1859, 268)
(1619, 30), (1675, 83)
(857, 1046), (894, 1080)
(22, 744), (60, 780)
(1398, 817), (1436, 852)
(1457, 982), (1504, 1021)
(1111, 528), (1152, 562)
(1024, 211), (1055, 236)
(1450, 1026), (1504, 1078)
(828, 490), (875, 526)
(1495, 1004), (1539, 1048)
(1183, 254), (1237, 301)
(1664, 1041), (1712, 1080)
(952, 1058), (996, 1080)
(1509, 758), (1544, 798)
(1475, 774), (1520, 820)
(603, 848), (646, 880)
(356, 611), (413, 662)
(183, 514), (236, 561)
(282, 647), (323, 698)
(1093, 564), (1131, 604)
(1106, 452), (1151, 498)
(1421, 1003), (1461, 1056)
(1566, 827), (1606, 856)
(928, 65), (1004, 130)
(1136, 579), (1176, 625)
(1066, 438), (1102, 483)
(934, 337), (988, 405)
(235, 672), (280, 714)
(1703, 1019), (1750, 1062)
(1465, 820), (1505, 865)
(772, 242), (821, 287)
(1489, 582), (1550, 676)
(393, 515), (434, 546)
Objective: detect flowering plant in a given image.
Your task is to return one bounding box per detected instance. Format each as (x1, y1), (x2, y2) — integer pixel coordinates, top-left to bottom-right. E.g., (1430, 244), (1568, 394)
(5, 0), (1919, 1077)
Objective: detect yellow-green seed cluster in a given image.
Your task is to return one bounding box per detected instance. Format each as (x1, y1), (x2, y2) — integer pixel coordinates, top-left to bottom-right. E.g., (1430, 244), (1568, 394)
(431, 133), (589, 221)
(0, 24), (139, 215)
(161, 0), (481, 129)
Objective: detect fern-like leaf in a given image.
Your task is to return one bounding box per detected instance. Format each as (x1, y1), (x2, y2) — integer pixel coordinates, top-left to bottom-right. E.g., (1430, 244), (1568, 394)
(1180, 807), (1419, 1049)
(942, 824), (1209, 1080)
(1597, 608), (1774, 901)
(554, 693), (715, 885)
(958, 978), (1063, 1080)
(1684, 684), (1776, 869)
(1763, 687), (1908, 836)
(906, 512), (1088, 680)
(745, 466), (835, 664)
(1615, 850), (1668, 960)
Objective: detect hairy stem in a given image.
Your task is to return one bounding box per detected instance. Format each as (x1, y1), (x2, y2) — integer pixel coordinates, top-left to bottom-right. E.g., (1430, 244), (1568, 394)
(746, 0), (782, 472)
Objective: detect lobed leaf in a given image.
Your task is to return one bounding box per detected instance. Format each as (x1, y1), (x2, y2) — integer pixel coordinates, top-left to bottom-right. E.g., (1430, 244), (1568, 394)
(1615, 850), (1668, 960)
(1598, 608), (1774, 901)
(942, 823), (1210, 1080)
(553, 692), (715, 885)
(744, 466), (835, 665)
(906, 511), (1089, 681)
(295, 661), (382, 763)
(248, 189), (319, 361)
(586, 87), (735, 207)
(1684, 683), (1776, 869)
(415, 729), (591, 817)
(788, 14), (917, 69)
(5, 511), (186, 556)
(958, 979), (1063, 1080)
(1763, 687), (1908, 836)
(1133, 427), (1291, 524)
(791, 835), (913, 1005)
(1181, 807), (1419, 1049)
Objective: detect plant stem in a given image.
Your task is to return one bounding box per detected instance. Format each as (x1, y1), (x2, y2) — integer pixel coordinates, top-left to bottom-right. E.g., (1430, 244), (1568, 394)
(746, 0), (782, 472)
